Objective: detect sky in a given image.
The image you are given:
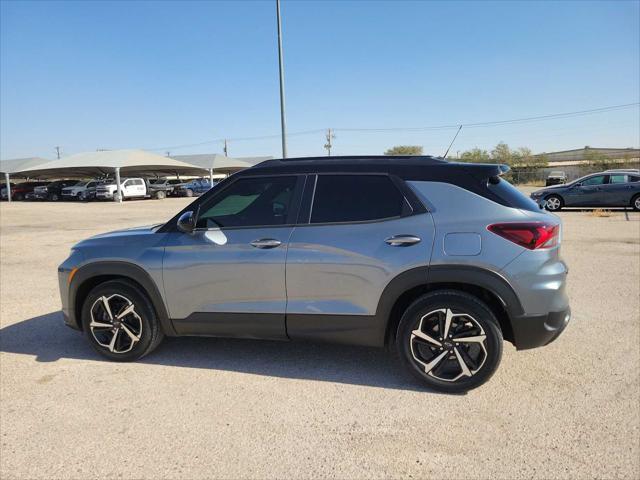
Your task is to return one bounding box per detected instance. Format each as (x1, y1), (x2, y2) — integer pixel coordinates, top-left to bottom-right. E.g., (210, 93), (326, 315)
(1, 0), (639, 160)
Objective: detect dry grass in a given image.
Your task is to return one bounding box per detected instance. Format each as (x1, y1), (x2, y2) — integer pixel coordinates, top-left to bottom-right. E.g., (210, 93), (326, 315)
(590, 208), (613, 217)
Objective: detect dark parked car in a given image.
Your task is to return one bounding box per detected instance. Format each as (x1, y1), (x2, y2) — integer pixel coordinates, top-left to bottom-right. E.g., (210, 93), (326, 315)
(175, 178), (216, 197)
(28, 179), (79, 201)
(1, 181), (49, 201)
(545, 171), (567, 186)
(149, 178), (186, 196)
(531, 171), (640, 211)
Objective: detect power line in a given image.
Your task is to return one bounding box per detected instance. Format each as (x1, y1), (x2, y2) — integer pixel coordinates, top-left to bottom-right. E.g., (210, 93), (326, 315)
(145, 102), (639, 152)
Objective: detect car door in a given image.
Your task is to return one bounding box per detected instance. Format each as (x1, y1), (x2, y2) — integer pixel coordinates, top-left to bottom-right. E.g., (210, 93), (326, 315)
(564, 174), (609, 207)
(285, 173), (435, 346)
(162, 174), (303, 339)
(600, 174), (636, 206)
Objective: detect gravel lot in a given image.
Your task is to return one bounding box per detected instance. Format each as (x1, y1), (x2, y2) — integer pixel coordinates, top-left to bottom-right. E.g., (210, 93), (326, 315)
(1, 197), (639, 479)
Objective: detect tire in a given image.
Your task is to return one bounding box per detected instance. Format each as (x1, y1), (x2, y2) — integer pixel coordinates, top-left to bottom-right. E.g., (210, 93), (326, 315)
(14, 193), (24, 201)
(155, 190), (166, 200)
(632, 194), (640, 212)
(544, 194), (563, 212)
(185, 189), (194, 198)
(49, 193), (60, 201)
(395, 290), (503, 393)
(81, 279), (164, 361)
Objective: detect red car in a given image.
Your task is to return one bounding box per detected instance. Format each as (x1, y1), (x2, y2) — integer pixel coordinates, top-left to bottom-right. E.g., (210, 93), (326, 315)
(1, 181), (49, 201)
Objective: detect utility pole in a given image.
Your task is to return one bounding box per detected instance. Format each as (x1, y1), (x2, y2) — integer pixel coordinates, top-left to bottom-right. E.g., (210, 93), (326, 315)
(276, 0), (288, 158)
(55, 146), (61, 159)
(324, 128), (335, 156)
(165, 151), (171, 157)
(223, 139), (229, 157)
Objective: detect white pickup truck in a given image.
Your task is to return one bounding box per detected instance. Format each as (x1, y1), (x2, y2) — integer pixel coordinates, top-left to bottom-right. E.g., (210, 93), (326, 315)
(95, 178), (147, 201)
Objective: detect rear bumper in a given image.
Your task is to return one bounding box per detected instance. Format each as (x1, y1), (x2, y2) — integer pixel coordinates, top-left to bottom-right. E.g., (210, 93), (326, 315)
(511, 307), (571, 350)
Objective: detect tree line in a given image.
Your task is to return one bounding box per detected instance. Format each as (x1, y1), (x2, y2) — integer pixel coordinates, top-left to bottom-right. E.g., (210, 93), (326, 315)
(384, 143), (548, 167)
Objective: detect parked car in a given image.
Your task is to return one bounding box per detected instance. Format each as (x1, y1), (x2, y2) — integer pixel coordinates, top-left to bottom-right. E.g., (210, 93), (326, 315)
(545, 171), (567, 186)
(59, 156), (571, 393)
(531, 171), (640, 211)
(144, 178), (173, 199)
(0, 183), (16, 200)
(1, 181), (49, 201)
(95, 178), (148, 201)
(149, 178), (186, 196)
(62, 179), (103, 201)
(174, 178), (216, 197)
(27, 179), (79, 201)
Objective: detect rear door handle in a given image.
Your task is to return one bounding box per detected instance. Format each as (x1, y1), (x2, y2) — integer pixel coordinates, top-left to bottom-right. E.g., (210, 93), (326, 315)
(385, 235), (421, 246)
(250, 238), (282, 249)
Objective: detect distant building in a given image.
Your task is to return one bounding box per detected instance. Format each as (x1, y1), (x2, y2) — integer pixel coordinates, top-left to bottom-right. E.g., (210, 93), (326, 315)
(535, 146), (639, 165)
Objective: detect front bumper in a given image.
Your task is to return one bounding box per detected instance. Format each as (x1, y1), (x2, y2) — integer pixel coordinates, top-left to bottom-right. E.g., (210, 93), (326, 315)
(511, 307), (571, 350)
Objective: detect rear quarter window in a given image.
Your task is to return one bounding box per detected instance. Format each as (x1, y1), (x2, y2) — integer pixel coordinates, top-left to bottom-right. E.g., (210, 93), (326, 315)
(488, 178), (541, 212)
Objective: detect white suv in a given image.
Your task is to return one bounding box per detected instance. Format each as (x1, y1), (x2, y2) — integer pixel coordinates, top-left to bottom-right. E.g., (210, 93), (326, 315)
(95, 178), (147, 200)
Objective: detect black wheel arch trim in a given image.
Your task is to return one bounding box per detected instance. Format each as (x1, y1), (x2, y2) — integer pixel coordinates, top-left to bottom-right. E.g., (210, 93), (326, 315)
(69, 261), (176, 336)
(377, 265), (523, 346)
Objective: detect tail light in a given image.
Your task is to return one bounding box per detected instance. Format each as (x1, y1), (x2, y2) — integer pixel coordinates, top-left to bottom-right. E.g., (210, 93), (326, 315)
(487, 222), (559, 250)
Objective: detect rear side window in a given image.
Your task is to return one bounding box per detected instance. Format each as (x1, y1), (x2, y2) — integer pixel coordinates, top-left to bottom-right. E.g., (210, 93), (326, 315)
(609, 175), (627, 184)
(629, 175), (640, 183)
(310, 175), (406, 224)
(488, 177), (540, 212)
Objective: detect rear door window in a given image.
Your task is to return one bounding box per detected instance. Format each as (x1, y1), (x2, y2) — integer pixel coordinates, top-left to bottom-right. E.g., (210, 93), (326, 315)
(310, 174), (406, 224)
(609, 175), (628, 184)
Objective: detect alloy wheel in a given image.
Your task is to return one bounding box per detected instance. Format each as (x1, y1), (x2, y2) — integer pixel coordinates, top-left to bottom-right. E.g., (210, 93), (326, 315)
(634, 196), (640, 210)
(545, 196), (561, 211)
(410, 308), (488, 382)
(89, 294), (143, 354)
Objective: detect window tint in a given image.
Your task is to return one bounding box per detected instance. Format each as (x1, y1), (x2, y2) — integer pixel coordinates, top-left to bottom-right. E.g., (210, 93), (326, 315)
(609, 175), (627, 184)
(629, 175), (640, 183)
(582, 175), (606, 186)
(488, 177), (540, 212)
(197, 176), (297, 228)
(310, 175), (405, 224)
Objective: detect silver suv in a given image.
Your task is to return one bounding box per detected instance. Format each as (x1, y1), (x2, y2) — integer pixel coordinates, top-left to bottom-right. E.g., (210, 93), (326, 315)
(58, 156), (570, 392)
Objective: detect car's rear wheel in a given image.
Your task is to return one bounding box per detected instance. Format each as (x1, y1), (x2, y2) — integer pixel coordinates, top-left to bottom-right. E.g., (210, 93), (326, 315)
(545, 194), (563, 211)
(185, 188), (194, 197)
(632, 194), (640, 212)
(81, 280), (164, 361)
(49, 193), (60, 201)
(396, 290), (503, 393)
(155, 190), (166, 200)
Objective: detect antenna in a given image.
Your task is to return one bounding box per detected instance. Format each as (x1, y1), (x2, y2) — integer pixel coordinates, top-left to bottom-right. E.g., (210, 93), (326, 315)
(324, 128), (335, 156)
(442, 125), (463, 159)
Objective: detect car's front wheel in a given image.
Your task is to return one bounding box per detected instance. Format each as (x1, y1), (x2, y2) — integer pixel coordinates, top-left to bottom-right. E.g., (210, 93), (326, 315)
(545, 194), (563, 211)
(632, 194), (640, 212)
(81, 279), (164, 361)
(396, 290), (503, 393)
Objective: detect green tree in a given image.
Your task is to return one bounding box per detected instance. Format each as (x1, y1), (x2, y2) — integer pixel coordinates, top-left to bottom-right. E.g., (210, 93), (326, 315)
(459, 147), (490, 163)
(384, 145), (423, 156)
(490, 142), (513, 165)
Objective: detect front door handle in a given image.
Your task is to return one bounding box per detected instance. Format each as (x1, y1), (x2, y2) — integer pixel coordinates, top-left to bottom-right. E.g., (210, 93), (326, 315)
(385, 235), (421, 246)
(250, 238), (282, 249)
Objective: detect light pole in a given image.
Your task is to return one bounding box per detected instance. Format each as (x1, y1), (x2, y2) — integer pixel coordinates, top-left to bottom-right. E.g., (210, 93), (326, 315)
(276, 0), (288, 158)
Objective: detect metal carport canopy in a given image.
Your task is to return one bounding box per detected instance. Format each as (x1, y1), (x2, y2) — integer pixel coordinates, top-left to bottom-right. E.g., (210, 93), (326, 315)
(14, 149), (209, 203)
(14, 149), (209, 178)
(1, 157), (51, 203)
(171, 154), (272, 176)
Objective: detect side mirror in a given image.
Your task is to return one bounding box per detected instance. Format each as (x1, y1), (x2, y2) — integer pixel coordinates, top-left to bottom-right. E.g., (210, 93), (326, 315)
(177, 211), (196, 234)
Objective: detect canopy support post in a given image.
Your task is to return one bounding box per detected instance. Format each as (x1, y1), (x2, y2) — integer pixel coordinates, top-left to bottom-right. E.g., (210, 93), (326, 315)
(4, 173), (11, 202)
(209, 168), (214, 187)
(114, 167), (123, 203)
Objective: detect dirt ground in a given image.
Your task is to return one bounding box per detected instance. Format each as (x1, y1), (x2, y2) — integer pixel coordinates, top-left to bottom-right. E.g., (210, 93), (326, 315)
(1, 197), (639, 479)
